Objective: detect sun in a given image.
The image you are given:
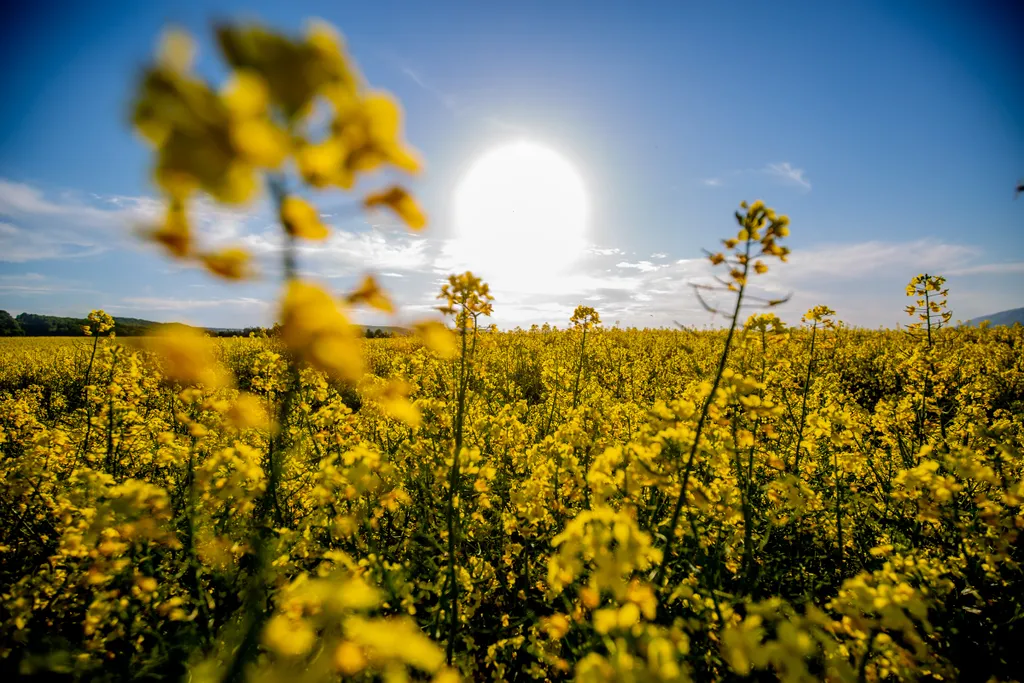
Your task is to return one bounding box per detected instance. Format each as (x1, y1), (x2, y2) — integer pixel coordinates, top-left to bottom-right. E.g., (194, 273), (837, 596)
(451, 141), (588, 283)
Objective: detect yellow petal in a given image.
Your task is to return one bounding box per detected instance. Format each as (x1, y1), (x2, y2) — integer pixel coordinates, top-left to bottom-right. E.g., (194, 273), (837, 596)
(148, 201), (192, 259)
(333, 641), (367, 675)
(364, 186), (426, 231)
(221, 70), (269, 118)
(231, 118), (288, 168)
(347, 274), (395, 314)
(296, 138), (346, 188)
(280, 195), (330, 240)
(212, 162), (259, 205)
(201, 247), (254, 280)
(373, 379), (420, 427)
(141, 324), (230, 388)
(280, 280), (363, 381)
(412, 320), (455, 358)
(262, 614), (315, 657)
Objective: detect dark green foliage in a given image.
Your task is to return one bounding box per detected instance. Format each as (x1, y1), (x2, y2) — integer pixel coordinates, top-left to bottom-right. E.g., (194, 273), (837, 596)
(0, 311), (24, 336)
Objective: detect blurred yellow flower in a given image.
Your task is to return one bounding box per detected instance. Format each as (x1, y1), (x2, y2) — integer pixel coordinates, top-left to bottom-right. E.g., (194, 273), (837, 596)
(141, 324), (230, 388)
(412, 320), (456, 358)
(230, 117), (289, 169)
(347, 274), (395, 313)
(220, 70), (270, 118)
(296, 138), (349, 188)
(201, 247), (254, 280)
(333, 641), (367, 675)
(135, 576), (158, 593)
(335, 93), (423, 175)
(262, 614), (316, 657)
(280, 195), (330, 240)
(542, 613), (571, 640)
(364, 186), (426, 231)
(227, 392), (269, 430)
(148, 200), (192, 259)
(373, 379), (420, 427)
(280, 280), (363, 382)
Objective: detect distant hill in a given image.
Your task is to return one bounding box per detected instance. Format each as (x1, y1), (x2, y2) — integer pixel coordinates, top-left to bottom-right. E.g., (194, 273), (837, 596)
(3, 312), (161, 337)
(965, 307), (1024, 327)
(0, 310), (411, 338)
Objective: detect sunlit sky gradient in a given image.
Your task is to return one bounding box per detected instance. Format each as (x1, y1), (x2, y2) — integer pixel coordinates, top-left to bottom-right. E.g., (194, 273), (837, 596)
(1, 0), (1021, 329)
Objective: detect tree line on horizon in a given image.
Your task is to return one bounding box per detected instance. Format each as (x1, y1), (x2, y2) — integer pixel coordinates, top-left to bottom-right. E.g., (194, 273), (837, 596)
(0, 310), (397, 339)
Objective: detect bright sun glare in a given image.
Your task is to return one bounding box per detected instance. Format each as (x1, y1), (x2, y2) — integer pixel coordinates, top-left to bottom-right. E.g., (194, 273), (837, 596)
(452, 141), (588, 283)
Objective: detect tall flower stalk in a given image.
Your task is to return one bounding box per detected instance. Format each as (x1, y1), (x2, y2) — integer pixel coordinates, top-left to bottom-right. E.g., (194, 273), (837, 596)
(126, 20), (430, 682)
(436, 272), (493, 664)
(654, 200), (791, 593)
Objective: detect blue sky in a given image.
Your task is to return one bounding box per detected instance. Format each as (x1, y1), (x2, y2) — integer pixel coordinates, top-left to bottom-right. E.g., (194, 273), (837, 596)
(1, 0), (1021, 328)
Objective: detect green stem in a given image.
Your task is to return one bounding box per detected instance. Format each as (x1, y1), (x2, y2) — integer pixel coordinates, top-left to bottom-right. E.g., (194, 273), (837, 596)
(654, 238), (752, 594)
(221, 174), (298, 683)
(445, 308), (474, 665)
(571, 327), (587, 409)
(791, 321), (818, 473)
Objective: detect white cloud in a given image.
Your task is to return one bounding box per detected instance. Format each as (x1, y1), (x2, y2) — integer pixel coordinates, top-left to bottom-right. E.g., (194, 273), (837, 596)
(699, 162), (811, 191)
(764, 162), (812, 190)
(5, 179), (1020, 330)
(0, 178), (253, 262)
(616, 260), (662, 273)
(242, 225), (431, 279)
(457, 237), (1018, 329)
(945, 262), (1024, 276)
(113, 296), (269, 312)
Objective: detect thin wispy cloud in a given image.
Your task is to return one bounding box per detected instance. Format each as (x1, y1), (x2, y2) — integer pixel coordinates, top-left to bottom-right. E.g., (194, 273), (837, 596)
(397, 62), (526, 133)
(0, 178), (260, 263)
(764, 162), (812, 190)
(112, 296), (270, 312)
(945, 262), (1024, 276)
(700, 162), (811, 191)
(616, 260), (663, 273)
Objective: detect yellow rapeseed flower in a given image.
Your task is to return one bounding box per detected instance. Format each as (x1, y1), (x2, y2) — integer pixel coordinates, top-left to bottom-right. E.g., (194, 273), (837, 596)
(333, 641), (367, 675)
(296, 138), (349, 188)
(412, 320), (456, 358)
(148, 200), (193, 259)
(201, 247), (254, 280)
(262, 614), (316, 657)
(141, 324), (230, 388)
(230, 117), (289, 169)
(280, 195), (330, 240)
(364, 186), (426, 231)
(226, 392), (269, 430)
(346, 274), (395, 313)
(373, 379), (420, 427)
(279, 280), (363, 382)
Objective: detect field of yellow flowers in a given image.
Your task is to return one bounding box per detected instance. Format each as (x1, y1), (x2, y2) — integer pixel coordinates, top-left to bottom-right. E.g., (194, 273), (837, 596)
(2, 302), (1023, 682)
(2, 18), (1022, 683)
